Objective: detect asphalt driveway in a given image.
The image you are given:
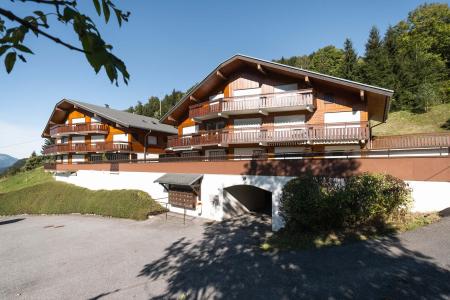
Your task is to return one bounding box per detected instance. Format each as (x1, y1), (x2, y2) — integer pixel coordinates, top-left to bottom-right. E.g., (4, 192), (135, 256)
(0, 213), (449, 299)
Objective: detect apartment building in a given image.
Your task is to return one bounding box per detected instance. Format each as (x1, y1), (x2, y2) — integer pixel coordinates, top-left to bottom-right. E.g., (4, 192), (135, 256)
(42, 99), (177, 163)
(161, 55), (393, 157)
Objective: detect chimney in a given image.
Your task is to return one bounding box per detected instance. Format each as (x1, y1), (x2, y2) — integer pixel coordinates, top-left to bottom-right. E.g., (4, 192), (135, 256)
(104, 104), (110, 108)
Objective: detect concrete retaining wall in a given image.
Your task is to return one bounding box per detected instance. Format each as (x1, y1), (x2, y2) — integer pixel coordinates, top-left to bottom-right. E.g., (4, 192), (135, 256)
(55, 170), (450, 231)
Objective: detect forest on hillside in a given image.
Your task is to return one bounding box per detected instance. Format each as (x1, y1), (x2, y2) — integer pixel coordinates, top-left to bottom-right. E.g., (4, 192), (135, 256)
(127, 3), (449, 118)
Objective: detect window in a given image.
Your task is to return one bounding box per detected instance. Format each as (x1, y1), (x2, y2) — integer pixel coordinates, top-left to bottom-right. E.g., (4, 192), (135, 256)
(91, 135), (105, 144)
(233, 87), (261, 97)
(113, 134), (129, 143)
(209, 93), (224, 101)
(71, 136), (85, 144)
(89, 154), (103, 162)
(324, 111), (360, 124)
(205, 120), (225, 131)
(233, 118), (261, 128)
(147, 135), (157, 145)
(61, 137), (69, 144)
(71, 154), (85, 163)
(274, 83), (298, 93)
(71, 117), (85, 124)
(274, 115), (305, 128)
(182, 125), (199, 136)
(91, 116), (101, 123)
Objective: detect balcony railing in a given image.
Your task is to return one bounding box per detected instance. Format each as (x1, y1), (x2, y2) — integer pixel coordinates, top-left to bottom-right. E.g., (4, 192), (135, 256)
(189, 89), (314, 119)
(167, 122), (369, 149)
(50, 123), (109, 137)
(43, 142), (132, 154)
(371, 132), (450, 149)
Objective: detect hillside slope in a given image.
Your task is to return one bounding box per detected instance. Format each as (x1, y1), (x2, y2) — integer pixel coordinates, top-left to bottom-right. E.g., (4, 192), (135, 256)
(373, 103), (450, 136)
(0, 154), (18, 174)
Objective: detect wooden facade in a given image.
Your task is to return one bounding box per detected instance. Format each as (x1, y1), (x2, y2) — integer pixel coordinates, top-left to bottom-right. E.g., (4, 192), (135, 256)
(164, 64), (375, 156)
(43, 103), (174, 163)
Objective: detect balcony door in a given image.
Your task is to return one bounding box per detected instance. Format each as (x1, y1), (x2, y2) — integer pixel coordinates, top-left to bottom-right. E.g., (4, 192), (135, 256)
(323, 111), (362, 142)
(228, 88), (262, 111)
(232, 118), (261, 144)
(273, 84), (298, 107)
(273, 115), (306, 142)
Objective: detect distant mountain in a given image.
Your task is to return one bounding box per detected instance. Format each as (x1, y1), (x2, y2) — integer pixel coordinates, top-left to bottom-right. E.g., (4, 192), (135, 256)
(0, 154), (18, 174)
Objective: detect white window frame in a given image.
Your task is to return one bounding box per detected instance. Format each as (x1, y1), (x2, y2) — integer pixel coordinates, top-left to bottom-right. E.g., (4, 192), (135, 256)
(182, 125), (199, 136)
(233, 87), (261, 98)
(71, 117), (85, 124)
(113, 134), (129, 143)
(71, 136), (85, 144)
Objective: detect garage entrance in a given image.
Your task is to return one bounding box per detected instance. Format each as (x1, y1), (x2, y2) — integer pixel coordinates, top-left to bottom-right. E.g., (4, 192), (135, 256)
(223, 185), (272, 218)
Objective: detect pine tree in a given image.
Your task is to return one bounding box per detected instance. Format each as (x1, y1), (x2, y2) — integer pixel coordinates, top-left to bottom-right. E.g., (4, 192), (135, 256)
(360, 26), (392, 88)
(340, 38), (358, 81)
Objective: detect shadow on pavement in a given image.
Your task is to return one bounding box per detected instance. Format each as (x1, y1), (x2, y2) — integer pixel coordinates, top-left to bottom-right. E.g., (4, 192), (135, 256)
(133, 215), (450, 299)
(0, 218), (25, 226)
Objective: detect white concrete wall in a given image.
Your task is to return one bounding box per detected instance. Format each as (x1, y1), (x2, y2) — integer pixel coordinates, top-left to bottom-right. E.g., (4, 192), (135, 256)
(54, 171), (450, 231)
(407, 181), (450, 212)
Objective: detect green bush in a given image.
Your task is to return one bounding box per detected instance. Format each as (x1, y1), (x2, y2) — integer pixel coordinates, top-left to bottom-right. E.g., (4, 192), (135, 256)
(279, 172), (412, 231)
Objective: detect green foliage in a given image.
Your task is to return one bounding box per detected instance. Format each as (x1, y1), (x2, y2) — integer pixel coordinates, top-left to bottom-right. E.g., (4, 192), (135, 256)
(0, 181), (167, 220)
(0, 0), (130, 85)
(340, 38), (358, 81)
(274, 3), (450, 113)
(279, 173), (412, 232)
(127, 89), (184, 118)
(23, 151), (44, 171)
(308, 45), (344, 77)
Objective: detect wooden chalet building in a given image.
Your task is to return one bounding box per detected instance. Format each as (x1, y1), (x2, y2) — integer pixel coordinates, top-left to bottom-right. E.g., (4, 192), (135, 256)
(42, 99), (177, 163)
(161, 55), (393, 157)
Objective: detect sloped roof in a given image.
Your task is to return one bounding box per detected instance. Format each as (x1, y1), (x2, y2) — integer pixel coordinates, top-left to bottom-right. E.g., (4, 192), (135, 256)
(42, 99), (177, 137)
(154, 173), (203, 186)
(161, 54), (394, 124)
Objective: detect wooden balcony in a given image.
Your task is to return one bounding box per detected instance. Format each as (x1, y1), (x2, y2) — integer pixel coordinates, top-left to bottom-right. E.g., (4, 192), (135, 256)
(43, 142), (132, 155)
(50, 123), (109, 137)
(371, 132), (450, 149)
(167, 122), (369, 149)
(189, 89), (315, 120)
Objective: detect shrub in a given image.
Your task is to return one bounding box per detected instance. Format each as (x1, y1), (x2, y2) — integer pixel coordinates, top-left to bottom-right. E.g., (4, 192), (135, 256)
(279, 172), (412, 231)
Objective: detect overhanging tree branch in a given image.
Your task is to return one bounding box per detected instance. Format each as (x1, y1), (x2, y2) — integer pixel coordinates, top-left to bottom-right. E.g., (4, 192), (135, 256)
(0, 7), (87, 53)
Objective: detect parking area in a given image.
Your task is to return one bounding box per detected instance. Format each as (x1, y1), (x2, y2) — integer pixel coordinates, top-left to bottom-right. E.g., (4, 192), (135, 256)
(1, 214), (449, 299)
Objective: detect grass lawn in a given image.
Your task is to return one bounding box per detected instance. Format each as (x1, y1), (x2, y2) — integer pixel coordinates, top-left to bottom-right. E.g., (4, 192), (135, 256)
(373, 103), (450, 136)
(263, 213), (441, 251)
(0, 168), (167, 220)
(0, 167), (53, 193)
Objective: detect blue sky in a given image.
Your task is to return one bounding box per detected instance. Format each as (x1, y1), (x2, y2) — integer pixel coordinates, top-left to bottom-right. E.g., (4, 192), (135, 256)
(0, 0), (430, 158)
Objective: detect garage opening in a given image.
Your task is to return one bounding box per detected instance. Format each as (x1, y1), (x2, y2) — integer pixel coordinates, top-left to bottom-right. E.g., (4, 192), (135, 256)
(223, 185), (272, 218)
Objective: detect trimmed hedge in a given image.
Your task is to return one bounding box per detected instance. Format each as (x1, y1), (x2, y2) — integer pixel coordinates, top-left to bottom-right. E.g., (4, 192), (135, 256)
(279, 172), (412, 231)
(0, 181), (167, 220)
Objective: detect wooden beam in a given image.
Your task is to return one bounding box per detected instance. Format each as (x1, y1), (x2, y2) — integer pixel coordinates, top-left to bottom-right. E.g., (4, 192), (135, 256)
(216, 70), (227, 80)
(168, 116), (176, 122)
(305, 76), (310, 84)
(190, 95), (198, 102)
(258, 109), (268, 116)
(360, 90), (365, 101)
(55, 107), (65, 112)
(257, 64), (266, 75)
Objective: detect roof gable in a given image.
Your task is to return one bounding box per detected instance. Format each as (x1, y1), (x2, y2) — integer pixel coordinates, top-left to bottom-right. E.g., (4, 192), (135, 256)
(161, 54), (394, 124)
(42, 99), (177, 137)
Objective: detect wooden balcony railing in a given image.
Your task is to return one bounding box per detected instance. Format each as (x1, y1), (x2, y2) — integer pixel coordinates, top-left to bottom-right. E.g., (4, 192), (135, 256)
(189, 89), (314, 119)
(371, 132), (450, 149)
(167, 122), (369, 148)
(50, 123), (109, 137)
(43, 142), (132, 154)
